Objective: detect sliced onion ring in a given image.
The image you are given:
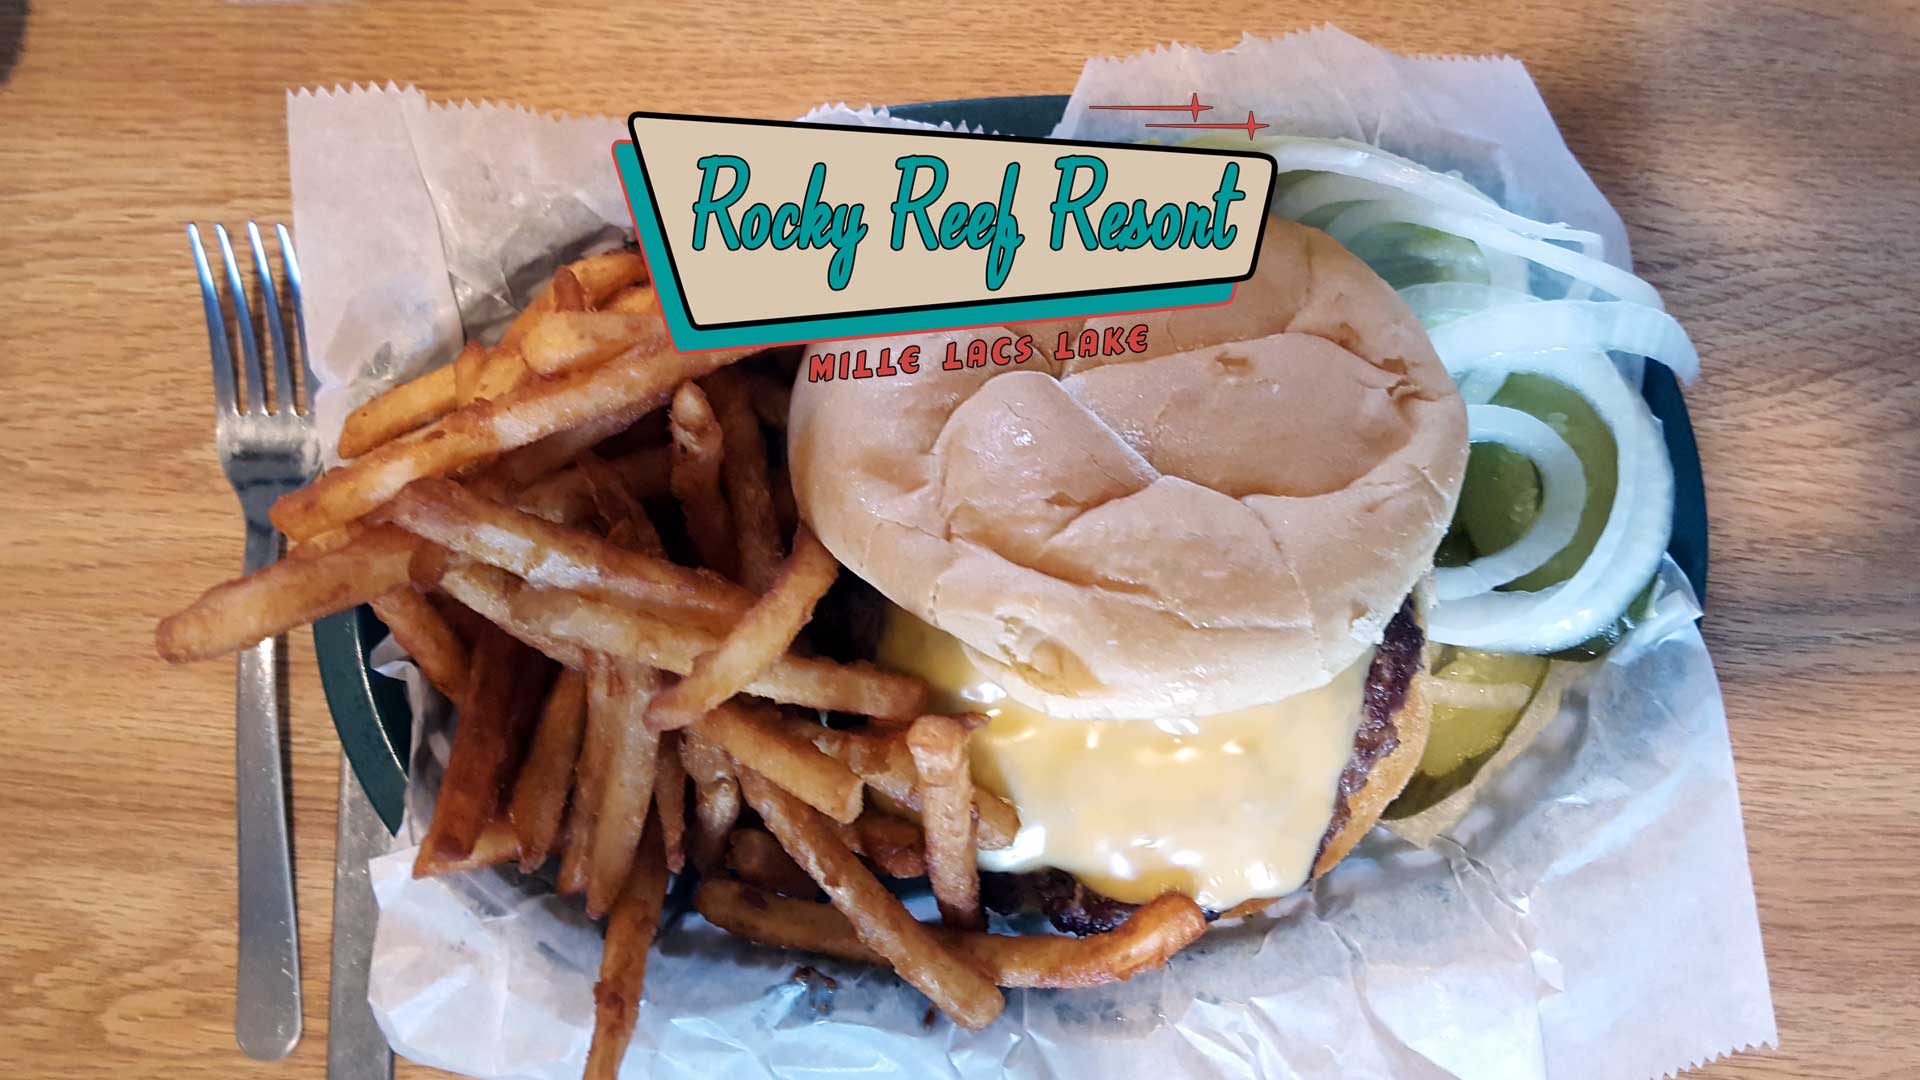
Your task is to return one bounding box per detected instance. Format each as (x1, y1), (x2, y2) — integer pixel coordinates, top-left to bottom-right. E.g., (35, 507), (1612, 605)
(1429, 350), (1674, 653)
(1482, 247), (1533, 296)
(1325, 198), (1664, 309)
(1396, 284), (1535, 403)
(1284, 179), (1575, 290)
(1434, 405), (1587, 602)
(1422, 678), (1536, 711)
(1256, 139), (1606, 256)
(1397, 282), (1538, 329)
(1428, 299), (1700, 385)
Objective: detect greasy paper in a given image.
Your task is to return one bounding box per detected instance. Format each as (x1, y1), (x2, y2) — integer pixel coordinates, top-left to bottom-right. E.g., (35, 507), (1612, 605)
(289, 26), (1775, 1080)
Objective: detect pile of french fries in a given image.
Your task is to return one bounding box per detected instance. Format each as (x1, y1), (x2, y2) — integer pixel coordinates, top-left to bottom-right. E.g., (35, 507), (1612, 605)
(156, 248), (1209, 1075)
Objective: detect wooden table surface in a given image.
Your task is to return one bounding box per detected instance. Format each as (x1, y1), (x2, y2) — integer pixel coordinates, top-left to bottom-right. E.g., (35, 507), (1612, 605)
(3, 1), (1916, 1077)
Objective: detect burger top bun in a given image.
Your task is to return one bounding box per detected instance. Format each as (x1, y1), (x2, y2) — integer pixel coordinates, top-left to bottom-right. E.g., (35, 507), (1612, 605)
(789, 218), (1468, 720)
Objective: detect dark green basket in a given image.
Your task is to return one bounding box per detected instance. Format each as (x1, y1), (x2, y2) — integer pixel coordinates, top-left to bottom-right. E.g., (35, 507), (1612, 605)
(315, 95), (1711, 833)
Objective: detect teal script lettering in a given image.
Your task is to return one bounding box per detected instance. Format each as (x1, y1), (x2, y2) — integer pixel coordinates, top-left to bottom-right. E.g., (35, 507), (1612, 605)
(691, 156), (869, 290)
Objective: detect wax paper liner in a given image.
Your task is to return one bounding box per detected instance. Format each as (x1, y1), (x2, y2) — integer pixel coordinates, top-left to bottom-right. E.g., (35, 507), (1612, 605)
(287, 26), (1776, 1080)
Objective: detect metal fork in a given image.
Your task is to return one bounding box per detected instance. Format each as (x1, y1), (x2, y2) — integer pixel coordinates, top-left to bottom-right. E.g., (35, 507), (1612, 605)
(189, 222), (321, 1060)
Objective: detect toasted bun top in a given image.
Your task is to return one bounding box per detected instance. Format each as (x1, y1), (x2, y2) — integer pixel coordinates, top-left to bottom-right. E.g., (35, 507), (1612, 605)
(789, 219), (1467, 719)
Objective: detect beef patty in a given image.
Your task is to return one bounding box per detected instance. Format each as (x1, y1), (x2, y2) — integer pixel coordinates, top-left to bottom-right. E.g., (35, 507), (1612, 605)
(810, 580), (1425, 935)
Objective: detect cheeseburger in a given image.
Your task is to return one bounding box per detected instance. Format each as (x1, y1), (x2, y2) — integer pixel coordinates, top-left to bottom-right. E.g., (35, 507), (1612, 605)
(789, 218), (1468, 923)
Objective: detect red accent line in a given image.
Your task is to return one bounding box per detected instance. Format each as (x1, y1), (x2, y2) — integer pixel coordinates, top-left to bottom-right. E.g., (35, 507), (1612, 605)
(1089, 93), (1210, 122)
(1142, 111), (1270, 139)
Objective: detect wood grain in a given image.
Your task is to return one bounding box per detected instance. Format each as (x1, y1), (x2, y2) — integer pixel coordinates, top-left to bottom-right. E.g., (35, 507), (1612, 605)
(1, 1), (1915, 1077)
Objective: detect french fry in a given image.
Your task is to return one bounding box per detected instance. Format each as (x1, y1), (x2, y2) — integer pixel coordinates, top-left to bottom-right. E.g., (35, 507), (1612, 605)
(499, 250), (649, 350)
(487, 407), (644, 490)
(501, 279), (566, 349)
(426, 591), (494, 649)
(337, 365), (457, 459)
(334, 251), (646, 460)
(605, 516), (666, 567)
(696, 881), (1209, 989)
(568, 250), (650, 296)
(550, 267), (588, 313)
(949, 892), (1209, 988)
(269, 337), (755, 541)
(745, 371), (792, 429)
(436, 560), (586, 669)
(558, 656), (636, 901)
(462, 472), (513, 506)
(507, 667), (588, 870)
(736, 769), (1004, 1028)
(602, 284), (656, 315)
(667, 383), (736, 578)
(680, 733), (740, 872)
(557, 796), (595, 897)
(385, 478), (753, 634)
(645, 526), (838, 730)
(411, 818), (521, 878)
(703, 369), (784, 591)
(584, 815), (667, 1080)
(289, 525), (354, 559)
(770, 460), (799, 541)
(831, 811), (927, 879)
(727, 829), (817, 898)
(611, 409), (674, 450)
(575, 449), (664, 554)
(414, 623), (550, 872)
(695, 879), (874, 965)
(453, 340), (489, 406)
(508, 585), (928, 720)
(475, 346), (533, 402)
(522, 312), (669, 377)
(585, 653), (663, 917)
(407, 537), (454, 592)
(514, 446), (671, 526)
(680, 730), (733, 785)
(369, 586), (471, 700)
(653, 733), (688, 874)
(698, 702), (862, 824)
(156, 524), (417, 662)
(908, 716), (984, 929)
(810, 726), (1019, 849)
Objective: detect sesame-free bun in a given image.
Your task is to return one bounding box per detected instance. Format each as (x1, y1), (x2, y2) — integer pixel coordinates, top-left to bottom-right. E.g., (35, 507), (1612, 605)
(788, 219), (1468, 720)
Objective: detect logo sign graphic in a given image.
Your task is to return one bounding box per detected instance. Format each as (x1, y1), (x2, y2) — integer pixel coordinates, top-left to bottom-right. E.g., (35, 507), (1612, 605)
(615, 114), (1276, 350)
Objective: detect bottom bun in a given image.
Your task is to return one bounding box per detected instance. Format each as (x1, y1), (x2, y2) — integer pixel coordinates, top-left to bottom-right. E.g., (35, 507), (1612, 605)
(1314, 666), (1434, 877)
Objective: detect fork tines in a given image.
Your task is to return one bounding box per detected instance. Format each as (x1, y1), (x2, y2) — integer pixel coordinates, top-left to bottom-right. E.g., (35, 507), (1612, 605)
(188, 222), (315, 419)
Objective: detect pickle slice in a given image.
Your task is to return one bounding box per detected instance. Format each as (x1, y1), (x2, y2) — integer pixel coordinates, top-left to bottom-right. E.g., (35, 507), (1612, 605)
(1443, 373), (1653, 656)
(1468, 373), (1621, 591)
(1433, 523), (1475, 568)
(1546, 576), (1660, 660)
(1386, 646), (1550, 818)
(1454, 441), (1542, 559)
(1344, 223), (1490, 290)
(1294, 200), (1362, 231)
(1433, 646), (1551, 687)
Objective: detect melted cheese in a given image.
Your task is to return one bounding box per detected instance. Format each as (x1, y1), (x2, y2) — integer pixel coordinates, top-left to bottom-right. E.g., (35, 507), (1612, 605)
(878, 609), (1372, 910)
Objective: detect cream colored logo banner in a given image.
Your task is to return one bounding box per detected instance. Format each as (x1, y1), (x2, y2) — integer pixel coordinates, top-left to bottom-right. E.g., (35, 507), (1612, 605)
(616, 114), (1275, 349)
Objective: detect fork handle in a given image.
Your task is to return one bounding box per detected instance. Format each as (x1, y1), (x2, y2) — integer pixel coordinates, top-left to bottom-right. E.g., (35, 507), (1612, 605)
(235, 519), (304, 1060)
